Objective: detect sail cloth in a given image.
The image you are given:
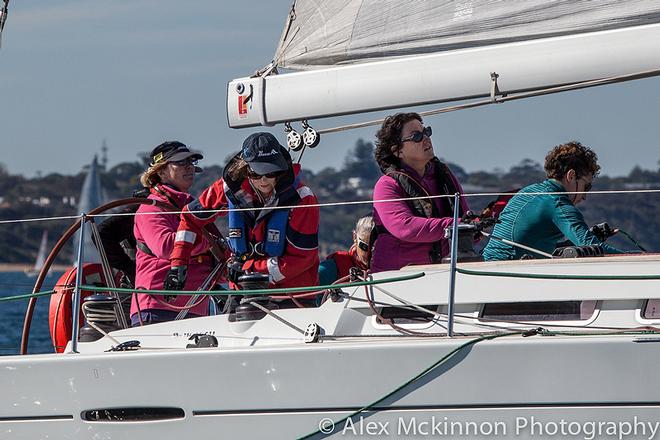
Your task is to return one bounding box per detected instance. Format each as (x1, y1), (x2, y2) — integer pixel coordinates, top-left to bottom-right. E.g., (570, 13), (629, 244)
(0, 0), (9, 48)
(275, 0), (660, 70)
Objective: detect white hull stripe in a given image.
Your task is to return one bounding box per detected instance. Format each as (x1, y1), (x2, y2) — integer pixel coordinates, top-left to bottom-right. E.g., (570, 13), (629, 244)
(175, 230), (197, 244)
(267, 257), (285, 283)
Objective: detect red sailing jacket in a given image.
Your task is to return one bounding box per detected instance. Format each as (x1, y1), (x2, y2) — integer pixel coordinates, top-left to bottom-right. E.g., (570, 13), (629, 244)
(326, 247), (368, 280)
(170, 164), (320, 289)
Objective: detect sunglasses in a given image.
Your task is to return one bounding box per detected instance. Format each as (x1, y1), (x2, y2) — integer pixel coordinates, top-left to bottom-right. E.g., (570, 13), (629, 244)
(170, 158), (198, 167)
(401, 126), (432, 143)
(247, 169), (282, 180)
(356, 237), (370, 252)
(578, 177), (592, 192)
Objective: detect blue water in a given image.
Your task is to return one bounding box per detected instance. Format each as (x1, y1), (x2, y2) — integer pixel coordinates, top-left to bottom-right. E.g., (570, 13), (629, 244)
(0, 271), (64, 355)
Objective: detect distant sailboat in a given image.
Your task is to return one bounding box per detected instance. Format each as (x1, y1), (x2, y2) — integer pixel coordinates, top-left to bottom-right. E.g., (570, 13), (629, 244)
(25, 230), (48, 277)
(73, 155), (104, 265)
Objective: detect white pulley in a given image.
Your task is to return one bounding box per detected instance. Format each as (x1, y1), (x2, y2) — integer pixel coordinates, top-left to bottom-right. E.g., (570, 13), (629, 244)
(284, 122), (303, 151)
(301, 120), (320, 148)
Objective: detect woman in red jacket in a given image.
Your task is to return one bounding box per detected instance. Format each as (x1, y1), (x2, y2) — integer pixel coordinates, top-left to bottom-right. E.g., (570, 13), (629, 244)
(319, 215), (374, 285)
(164, 133), (320, 294)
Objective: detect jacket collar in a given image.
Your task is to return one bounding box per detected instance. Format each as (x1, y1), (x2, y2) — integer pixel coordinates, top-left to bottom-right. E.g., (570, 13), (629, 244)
(151, 183), (191, 209)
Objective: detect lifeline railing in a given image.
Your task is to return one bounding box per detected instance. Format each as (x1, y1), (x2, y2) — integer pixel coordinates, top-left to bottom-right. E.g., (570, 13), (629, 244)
(4, 187), (660, 354)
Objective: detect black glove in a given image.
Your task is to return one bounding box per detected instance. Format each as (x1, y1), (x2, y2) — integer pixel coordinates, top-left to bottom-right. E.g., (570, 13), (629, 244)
(225, 258), (245, 284)
(163, 266), (187, 299)
(460, 210), (478, 223)
(590, 222), (616, 242)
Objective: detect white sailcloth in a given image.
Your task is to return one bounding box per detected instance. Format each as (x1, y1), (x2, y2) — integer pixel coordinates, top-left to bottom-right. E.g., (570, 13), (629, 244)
(74, 156), (104, 264)
(25, 230), (49, 277)
(275, 0), (660, 70)
(228, 0), (660, 127)
(33, 230), (48, 273)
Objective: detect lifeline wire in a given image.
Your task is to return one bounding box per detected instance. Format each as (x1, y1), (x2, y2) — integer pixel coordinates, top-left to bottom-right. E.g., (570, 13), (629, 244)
(2, 188), (659, 224)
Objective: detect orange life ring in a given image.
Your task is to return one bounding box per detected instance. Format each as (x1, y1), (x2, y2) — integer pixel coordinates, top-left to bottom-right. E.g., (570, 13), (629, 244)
(48, 263), (122, 353)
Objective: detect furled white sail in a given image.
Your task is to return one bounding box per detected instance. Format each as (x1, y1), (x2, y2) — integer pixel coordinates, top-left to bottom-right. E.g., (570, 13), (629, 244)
(227, 0), (660, 128)
(275, 0), (660, 70)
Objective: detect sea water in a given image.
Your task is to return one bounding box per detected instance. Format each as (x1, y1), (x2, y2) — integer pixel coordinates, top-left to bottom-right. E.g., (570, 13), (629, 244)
(0, 271), (63, 355)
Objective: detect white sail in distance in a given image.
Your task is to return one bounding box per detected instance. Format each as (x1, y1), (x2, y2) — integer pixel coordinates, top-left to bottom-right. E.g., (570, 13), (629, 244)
(73, 156), (104, 264)
(227, 0), (660, 127)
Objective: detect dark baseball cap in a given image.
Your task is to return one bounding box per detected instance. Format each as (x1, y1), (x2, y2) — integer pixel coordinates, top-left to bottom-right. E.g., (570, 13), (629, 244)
(150, 141), (203, 166)
(241, 132), (289, 175)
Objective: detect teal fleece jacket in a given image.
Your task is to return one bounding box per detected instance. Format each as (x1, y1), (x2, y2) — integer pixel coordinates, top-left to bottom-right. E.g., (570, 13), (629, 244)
(483, 179), (622, 260)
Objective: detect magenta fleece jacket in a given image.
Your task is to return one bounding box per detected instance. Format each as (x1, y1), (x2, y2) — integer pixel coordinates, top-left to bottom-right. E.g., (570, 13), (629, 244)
(371, 162), (469, 272)
(130, 185), (212, 318)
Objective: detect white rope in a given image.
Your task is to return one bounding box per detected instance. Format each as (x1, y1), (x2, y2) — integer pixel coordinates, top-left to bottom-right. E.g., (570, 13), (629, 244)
(0, 214), (81, 225)
(2, 187), (660, 225)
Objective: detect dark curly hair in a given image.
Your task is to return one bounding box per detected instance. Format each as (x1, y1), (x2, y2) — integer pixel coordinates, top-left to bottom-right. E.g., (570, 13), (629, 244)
(544, 141), (600, 180)
(374, 112), (422, 171)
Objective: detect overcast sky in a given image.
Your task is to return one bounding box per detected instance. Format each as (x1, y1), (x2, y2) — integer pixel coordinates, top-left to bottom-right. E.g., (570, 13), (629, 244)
(1, 0), (659, 179)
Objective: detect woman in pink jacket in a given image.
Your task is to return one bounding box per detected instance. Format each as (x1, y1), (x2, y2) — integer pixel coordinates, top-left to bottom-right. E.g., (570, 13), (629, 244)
(130, 141), (214, 326)
(371, 113), (469, 272)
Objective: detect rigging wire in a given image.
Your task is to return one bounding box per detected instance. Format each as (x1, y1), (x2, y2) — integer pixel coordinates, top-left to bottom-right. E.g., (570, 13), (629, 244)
(3, 188), (660, 225)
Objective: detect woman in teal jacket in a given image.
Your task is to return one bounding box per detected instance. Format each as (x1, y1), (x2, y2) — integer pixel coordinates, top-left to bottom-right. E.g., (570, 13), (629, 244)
(483, 141), (623, 261)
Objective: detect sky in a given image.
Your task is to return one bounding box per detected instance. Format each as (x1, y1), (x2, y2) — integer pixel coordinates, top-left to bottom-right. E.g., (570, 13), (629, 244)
(1, 0), (660, 179)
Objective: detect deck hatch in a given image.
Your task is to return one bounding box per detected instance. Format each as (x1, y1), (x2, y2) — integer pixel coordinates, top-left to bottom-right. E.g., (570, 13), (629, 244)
(81, 407), (185, 422)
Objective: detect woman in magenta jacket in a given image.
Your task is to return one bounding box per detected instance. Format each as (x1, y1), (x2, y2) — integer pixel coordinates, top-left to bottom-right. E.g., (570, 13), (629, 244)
(371, 112), (469, 272)
(130, 141), (214, 326)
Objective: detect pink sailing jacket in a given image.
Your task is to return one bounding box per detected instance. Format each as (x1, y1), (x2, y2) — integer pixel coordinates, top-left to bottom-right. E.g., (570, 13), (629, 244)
(130, 184), (212, 318)
(371, 161), (469, 272)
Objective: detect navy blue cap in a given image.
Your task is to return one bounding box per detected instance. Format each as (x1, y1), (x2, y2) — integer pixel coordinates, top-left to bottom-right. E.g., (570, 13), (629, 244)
(241, 133), (289, 175)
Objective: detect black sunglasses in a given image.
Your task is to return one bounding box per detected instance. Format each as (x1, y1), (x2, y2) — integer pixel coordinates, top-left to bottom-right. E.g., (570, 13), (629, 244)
(401, 126), (432, 143)
(247, 168), (283, 179)
(356, 237), (370, 252)
(577, 176), (593, 192)
(170, 158), (198, 167)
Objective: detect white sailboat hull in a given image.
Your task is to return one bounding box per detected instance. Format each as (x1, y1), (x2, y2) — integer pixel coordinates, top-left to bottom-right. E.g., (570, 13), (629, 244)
(2, 335), (660, 439)
(4, 255), (660, 439)
(227, 23), (660, 128)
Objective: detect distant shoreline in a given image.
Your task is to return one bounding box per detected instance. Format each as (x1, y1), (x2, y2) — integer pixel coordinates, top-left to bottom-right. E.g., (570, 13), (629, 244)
(0, 264), (70, 273)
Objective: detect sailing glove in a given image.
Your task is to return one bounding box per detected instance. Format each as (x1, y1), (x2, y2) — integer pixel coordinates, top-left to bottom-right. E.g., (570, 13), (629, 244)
(226, 257), (246, 285)
(163, 265), (188, 296)
(590, 222), (616, 242)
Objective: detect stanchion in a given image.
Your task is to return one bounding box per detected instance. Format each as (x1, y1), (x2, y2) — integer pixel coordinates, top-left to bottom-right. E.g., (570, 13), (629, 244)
(69, 213), (86, 354)
(447, 194), (460, 337)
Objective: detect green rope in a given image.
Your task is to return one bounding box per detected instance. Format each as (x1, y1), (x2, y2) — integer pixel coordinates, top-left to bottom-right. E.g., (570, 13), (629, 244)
(456, 267), (660, 280)
(298, 331), (518, 439)
(0, 290), (56, 303)
(80, 271), (425, 296)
